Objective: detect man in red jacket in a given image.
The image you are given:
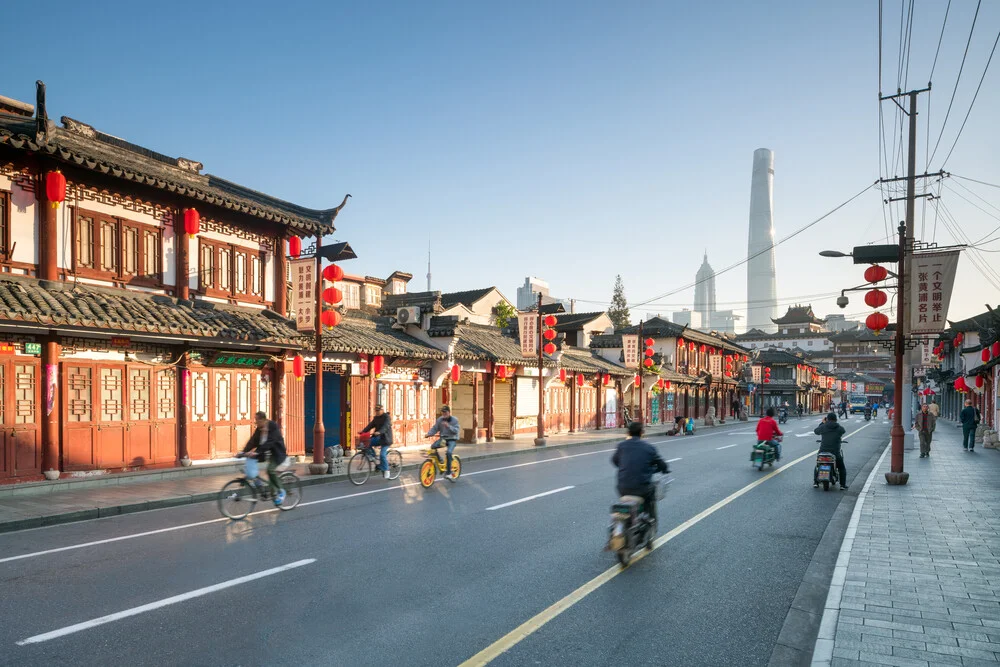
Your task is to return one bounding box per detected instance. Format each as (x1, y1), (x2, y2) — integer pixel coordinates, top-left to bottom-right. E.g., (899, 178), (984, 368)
(756, 407), (784, 461)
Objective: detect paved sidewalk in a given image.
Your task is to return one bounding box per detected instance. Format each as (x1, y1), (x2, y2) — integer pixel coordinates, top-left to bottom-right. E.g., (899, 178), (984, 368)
(814, 422), (1000, 666)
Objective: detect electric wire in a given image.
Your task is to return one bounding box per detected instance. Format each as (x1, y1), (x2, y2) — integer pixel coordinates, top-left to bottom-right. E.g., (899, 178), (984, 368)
(928, 0), (982, 166)
(936, 199), (1000, 291)
(929, 0), (952, 82)
(940, 26), (1000, 169)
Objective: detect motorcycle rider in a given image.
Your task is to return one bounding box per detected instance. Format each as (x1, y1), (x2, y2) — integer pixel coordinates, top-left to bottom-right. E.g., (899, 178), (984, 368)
(612, 421), (669, 525)
(814, 412), (848, 490)
(756, 407), (783, 461)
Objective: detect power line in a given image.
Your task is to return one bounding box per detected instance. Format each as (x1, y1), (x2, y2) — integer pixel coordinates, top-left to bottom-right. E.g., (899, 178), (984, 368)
(940, 26), (1000, 168)
(627, 183), (876, 308)
(928, 0), (982, 166)
(936, 199), (1000, 290)
(951, 173), (1000, 189)
(929, 0), (952, 81)
(902, 0), (916, 90)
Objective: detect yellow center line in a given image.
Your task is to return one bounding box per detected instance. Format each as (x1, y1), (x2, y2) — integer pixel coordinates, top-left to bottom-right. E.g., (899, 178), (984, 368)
(458, 421), (873, 666)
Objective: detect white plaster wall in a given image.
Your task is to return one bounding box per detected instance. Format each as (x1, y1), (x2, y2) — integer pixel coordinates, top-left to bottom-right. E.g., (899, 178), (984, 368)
(264, 251), (275, 303)
(8, 179), (38, 267)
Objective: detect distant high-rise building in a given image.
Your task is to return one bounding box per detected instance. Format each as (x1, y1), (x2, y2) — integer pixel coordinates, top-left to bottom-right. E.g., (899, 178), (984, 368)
(746, 148), (778, 332)
(694, 252), (716, 327)
(671, 309), (704, 329)
(517, 276), (550, 310)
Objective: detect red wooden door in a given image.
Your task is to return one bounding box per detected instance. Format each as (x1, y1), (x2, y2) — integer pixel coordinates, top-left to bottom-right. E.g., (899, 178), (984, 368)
(63, 362), (97, 470)
(126, 366), (153, 466)
(152, 368), (177, 463)
(188, 369), (211, 459)
(97, 364), (126, 467)
(211, 370), (235, 458)
(285, 368), (305, 455)
(0, 360), (41, 479)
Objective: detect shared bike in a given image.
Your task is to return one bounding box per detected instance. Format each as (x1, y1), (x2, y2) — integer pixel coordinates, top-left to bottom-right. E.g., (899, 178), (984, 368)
(348, 433), (402, 485)
(418, 440), (461, 488)
(218, 453), (301, 519)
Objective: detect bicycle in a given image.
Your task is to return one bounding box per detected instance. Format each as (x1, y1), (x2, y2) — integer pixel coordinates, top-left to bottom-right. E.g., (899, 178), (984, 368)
(348, 433), (402, 485)
(418, 440), (461, 489)
(218, 453), (302, 519)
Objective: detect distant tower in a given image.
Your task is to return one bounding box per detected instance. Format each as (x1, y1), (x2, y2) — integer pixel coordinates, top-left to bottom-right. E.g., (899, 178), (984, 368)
(426, 241), (431, 292)
(746, 148), (778, 332)
(694, 252), (716, 329)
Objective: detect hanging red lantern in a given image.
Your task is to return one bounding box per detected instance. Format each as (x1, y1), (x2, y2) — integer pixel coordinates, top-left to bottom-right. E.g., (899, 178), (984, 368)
(634, 375), (641, 387)
(677, 339), (684, 347)
(864, 289), (888, 308)
(557, 368), (565, 382)
(498, 365), (508, 380)
(322, 287), (343, 305)
(603, 373), (610, 386)
(699, 344), (706, 353)
(644, 338), (654, 347)
(450, 364), (460, 383)
(577, 373), (585, 387)
(864, 264), (888, 283)
(543, 329), (557, 341)
(657, 378), (664, 389)
(45, 170), (67, 208)
(866, 312), (889, 334)
(982, 348), (992, 363)
(689, 342), (696, 351)
(543, 315), (557, 327)
(371, 355), (385, 376)
(321, 309), (341, 328)
(742, 355), (748, 362)
(975, 375), (984, 389)
(991, 342), (1000, 358)
(954, 377), (966, 391)
(322, 264), (344, 282)
(665, 381), (671, 390)
(955, 333), (964, 345)
(288, 235), (302, 258)
(644, 347), (655, 357)
(543, 342), (556, 355)
(292, 354), (304, 380)
(183, 208), (200, 236)
(643, 358), (654, 368)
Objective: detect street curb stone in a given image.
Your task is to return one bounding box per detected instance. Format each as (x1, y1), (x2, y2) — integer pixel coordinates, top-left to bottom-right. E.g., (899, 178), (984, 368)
(767, 437), (891, 667)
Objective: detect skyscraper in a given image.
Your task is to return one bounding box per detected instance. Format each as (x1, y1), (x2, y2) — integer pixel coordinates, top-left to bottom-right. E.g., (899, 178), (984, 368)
(746, 148), (778, 332)
(694, 252), (716, 327)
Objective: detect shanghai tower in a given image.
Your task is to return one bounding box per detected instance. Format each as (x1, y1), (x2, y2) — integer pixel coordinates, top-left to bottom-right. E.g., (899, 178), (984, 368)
(746, 148), (778, 332)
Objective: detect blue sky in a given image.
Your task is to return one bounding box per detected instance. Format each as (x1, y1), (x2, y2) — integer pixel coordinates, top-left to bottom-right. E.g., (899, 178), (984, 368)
(3, 0), (998, 325)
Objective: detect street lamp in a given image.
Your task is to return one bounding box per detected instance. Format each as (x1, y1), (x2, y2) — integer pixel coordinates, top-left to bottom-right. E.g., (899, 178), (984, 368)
(819, 250), (850, 258)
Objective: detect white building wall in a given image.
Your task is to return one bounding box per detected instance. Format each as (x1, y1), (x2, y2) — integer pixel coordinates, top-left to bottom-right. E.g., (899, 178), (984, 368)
(4, 176), (38, 269)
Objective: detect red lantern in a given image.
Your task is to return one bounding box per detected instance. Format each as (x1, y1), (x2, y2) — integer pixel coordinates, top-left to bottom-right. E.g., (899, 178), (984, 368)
(450, 365), (460, 383)
(644, 338), (654, 347)
(992, 342), (1000, 358)
(657, 378), (664, 389)
(45, 170), (67, 208)
(699, 344), (706, 353)
(864, 264), (888, 283)
(689, 342), (696, 351)
(322, 287), (343, 305)
(292, 354), (304, 380)
(603, 373), (610, 386)
(864, 289), (887, 308)
(183, 208), (200, 236)
(983, 348), (992, 363)
(975, 375), (984, 389)
(665, 381), (671, 390)
(557, 368), (565, 382)
(371, 355), (385, 376)
(677, 339), (684, 347)
(634, 375), (641, 388)
(322, 264), (344, 282)
(321, 310), (341, 328)
(643, 358), (654, 368)
(543, 342), (556, 355)
(644, 347), (655, 357)
(288, 235), (301, 258)
(742, 355), (748, 362)
(955, 333), (964, 345)
(543, 315), (557, 327)
(866, 312), (889, 334)
(543, 329), (557, 341)
(577, 373), (584, 387)
(498, 365), (508, 380)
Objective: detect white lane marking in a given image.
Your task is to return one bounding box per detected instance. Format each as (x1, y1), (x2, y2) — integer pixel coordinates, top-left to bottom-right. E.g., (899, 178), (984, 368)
(796, 433), (815, 438)
(0, 448), (617, 565)
(486, 486), (575, 511)
(716, 444), (737, 450)
(666, 458), (682, 463)
(16, 559), (315, 645)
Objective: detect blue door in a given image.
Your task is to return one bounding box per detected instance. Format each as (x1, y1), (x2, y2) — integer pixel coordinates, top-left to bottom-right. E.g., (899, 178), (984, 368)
(303, 372), (342, 452)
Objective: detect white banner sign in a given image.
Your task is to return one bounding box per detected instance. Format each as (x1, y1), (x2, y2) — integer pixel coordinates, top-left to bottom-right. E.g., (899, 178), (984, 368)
(622, 334), (639, 368)
(290, 258), (316, 332)
(910, 250), (960, 335)
(920, 341), (941, 367)
(752, 365), (761, 383)
(518, 313), (538, 357)
(709, 354), (722, 377)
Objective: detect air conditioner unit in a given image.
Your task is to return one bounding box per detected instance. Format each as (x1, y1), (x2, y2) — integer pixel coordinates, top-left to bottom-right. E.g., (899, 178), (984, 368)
(396, 306), (421, 325)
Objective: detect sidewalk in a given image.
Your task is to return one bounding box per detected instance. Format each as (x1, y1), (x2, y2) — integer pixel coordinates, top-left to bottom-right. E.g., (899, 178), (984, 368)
(814, 422), (1000, 666)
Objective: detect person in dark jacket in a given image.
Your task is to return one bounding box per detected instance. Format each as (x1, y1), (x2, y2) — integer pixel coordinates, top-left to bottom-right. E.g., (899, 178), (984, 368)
(612, 422), (670, 523)
(360, 404), (393, 475)
(960, 399), (979, 451)
(814, 412), (848, 490)
(914, 404), (936, 458)
(242, 411), (289, 505)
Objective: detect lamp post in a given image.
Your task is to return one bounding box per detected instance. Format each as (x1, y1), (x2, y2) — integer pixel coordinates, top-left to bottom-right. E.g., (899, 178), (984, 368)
(535, 292), (546, 446)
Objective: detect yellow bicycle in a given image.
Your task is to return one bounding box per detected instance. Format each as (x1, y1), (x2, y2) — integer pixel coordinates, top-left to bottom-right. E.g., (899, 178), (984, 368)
(418, 444), (461, 488)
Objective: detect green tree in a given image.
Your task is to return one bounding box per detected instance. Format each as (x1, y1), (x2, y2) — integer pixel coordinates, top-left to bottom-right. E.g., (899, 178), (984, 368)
(608, 274), (631, 330)
(493, 301), (518, 328)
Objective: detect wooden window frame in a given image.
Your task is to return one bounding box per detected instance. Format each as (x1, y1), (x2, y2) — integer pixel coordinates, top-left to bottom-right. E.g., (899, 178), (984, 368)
(198, 238), (266, 304)
(71, 207), (163, 287)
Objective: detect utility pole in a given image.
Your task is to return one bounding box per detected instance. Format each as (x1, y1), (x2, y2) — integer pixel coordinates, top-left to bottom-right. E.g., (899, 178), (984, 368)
(534, 292), (546, 446)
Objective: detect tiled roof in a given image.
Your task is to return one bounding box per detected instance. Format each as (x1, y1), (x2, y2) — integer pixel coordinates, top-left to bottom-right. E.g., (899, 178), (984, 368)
(0, 276), (304, 346)
(552, 311), (607, 332)
(0, 114), (342, 234)
(772, 305), (826, 325)
(450, 323), (555, 367)
(322, 317), (444, 359)
(557, 348), (630, 375)
(948, 307), (999, 333)
(753, 349), (812, 366)
(382, 291), (443, 316)
(440, 287), (495, 309)
(828, 325), (897, 342)
(736, 329), (831, 340)
(590, 317), (748, 354)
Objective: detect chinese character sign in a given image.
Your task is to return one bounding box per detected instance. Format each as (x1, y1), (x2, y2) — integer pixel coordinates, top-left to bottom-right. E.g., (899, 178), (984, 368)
(622, 335), (639, 368)
(752, 365), (761, 383)
(518, 313), (539, 357)
(910, 250), (959, 335)
(290, 258), (316, 332)
(920, 341), (941, 367)
(709, 355), (722, 376)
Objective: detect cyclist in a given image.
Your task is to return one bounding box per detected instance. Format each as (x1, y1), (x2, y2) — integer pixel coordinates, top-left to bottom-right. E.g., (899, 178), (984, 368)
(426, 405), (460, 481)
(242, 411), (289, 505)
(756, 407), (783, 461)
(359, 403), (393, 478)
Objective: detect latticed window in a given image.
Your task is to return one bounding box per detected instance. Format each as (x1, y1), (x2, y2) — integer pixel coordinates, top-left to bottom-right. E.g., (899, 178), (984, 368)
(72, 209), (163, 286)
(199, 239), (265, 302)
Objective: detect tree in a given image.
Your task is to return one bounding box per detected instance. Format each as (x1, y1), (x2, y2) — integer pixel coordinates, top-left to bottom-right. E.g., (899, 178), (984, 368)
(493, 301), (517, 328)
(608, 274), (631, 330)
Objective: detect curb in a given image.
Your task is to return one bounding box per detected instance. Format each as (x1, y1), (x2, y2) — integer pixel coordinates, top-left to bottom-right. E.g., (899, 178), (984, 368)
(0, 435), (627, 535)
(767, 437), (890, 667)
(809, 440), (892, 666)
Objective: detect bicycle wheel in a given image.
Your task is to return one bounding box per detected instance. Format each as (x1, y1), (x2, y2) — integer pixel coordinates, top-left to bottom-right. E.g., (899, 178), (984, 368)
(348, 452), (372, 485)
(218, 478), (257, 519)
(450, 455), (462, 480)
(386, 450), (403, 480)
(278, 473), (301, 510)
(419, 459), (436, 488)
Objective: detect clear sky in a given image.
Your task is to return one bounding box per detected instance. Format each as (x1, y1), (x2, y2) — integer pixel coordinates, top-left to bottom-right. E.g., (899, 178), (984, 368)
(3, 0), (998, 326)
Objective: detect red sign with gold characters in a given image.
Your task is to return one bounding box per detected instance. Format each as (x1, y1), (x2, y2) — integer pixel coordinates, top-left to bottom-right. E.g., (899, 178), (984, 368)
(110, 336), (131, 347)
(0, 343), (14, 355)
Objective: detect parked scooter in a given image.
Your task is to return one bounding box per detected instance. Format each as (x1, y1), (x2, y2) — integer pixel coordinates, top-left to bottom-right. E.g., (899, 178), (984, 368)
(814, 439), (847, 491)
(750, 436), (781, 471)
(606, 475), (667, 567)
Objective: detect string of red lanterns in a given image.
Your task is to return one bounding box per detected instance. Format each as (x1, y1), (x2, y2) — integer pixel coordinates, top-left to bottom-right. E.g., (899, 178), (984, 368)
(643, 337), (655, 369)
(542, 314), (558, 355)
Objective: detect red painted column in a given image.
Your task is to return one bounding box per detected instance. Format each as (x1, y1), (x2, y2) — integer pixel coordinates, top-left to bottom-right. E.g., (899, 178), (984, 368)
(274, 233), (287, 317)
(38, 170), (60, 479)
(310, 236), (327, 474)
(178, 352), (191, 465)
(485, 371), (495, 442)
(569, 375), (577, 433)
(271, 360), (285, 425)
(174, 208), (190, 300)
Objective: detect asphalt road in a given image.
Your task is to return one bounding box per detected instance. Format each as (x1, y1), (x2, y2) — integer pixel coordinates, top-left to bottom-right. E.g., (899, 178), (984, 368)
(0, 416), (889, 667)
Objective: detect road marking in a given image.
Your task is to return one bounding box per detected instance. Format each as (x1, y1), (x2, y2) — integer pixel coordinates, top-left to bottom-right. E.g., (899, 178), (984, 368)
(716, 444), (737, 450)
(796, 433), (815, 438)
(0, 448), (616, 565)
(486, 486), (574, 511)
(666, 458), (682, 463)
(16, 559), (315, 645)
(457, 449), (821, 666)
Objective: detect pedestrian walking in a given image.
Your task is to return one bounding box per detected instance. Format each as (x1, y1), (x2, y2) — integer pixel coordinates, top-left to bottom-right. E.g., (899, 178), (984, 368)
(927, 399), (939, 418)
(960, 399), (978, 452)
(731, 398), (740, 420)
(914, 404), (936, 458)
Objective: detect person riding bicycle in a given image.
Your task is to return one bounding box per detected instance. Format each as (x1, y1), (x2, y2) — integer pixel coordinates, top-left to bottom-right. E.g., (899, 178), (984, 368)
(359, 404), (393, 477)
(756, 407), (784, 461)
(814, 412), (848, 490)
(426, 405), (460, 481)
(612, 421), (669, 525)
(241, 411), (289, 505)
